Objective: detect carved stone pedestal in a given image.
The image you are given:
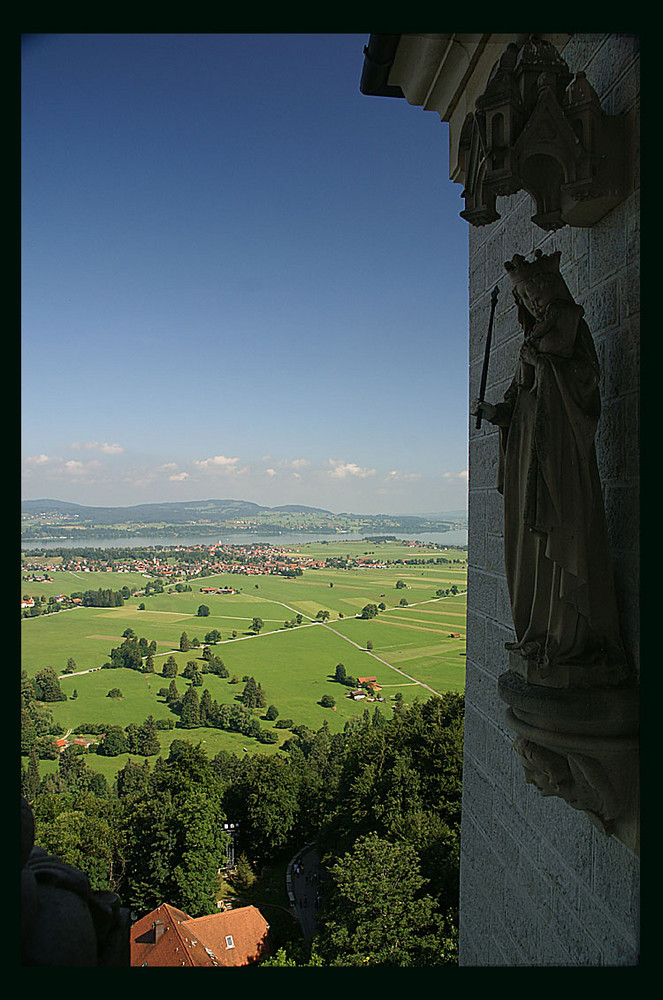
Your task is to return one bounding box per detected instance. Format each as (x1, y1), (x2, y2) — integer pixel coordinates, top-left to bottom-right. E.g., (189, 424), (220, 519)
(498, 670), (639, 854)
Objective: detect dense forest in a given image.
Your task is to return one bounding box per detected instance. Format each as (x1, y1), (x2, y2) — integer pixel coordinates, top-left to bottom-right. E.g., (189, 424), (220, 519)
(22, 692), (464, 966)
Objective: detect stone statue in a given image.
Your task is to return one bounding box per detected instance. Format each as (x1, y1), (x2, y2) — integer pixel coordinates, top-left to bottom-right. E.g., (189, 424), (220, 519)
(21, 796), (130, 965)
(473, 249), (631, 690)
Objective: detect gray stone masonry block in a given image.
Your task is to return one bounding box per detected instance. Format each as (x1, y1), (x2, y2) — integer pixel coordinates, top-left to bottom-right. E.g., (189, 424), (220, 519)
(538, 841), (582, 917)
(468, 433), (499, 490)
(577, 881), (638, 964)
(577, 253), (589, 295)
(578, 276), (619, 333)
(603, 322), (639, 400)
(532, 796), (596, 888)
(467, 489), (486, 567)
(469, 288), (514, 364)
(547, 892), (604, 965)
(492, 299), (519, 349)
(486, 531), (505, 574)
(500, 194), (537, 261)
(469, 245), (486, 302)
(550, 223), (573, 263)
(589, 202), (628, 286)
(467, 566), (497, 620)
(590, 827), (640, 931)
(536, 925), (586, 966)
(461, 794), (506, 909)
(465, 660), (502, 721)
(515, 843), (554, 918)
(491, 814), (527, 876)
(624, 392), (640, 482)
(595, 397), (625, 483)
(626, 188), (639, 258)
(561, 35), (608, 79)
(465, 608), (486, 666)
(495, 574), (513, 628)
(486, 231), (505, 290)
(483, 338), (520, 390)
(484, 722), (519, 799)
(619, 257), (640, 322)
(460, 753), (495, 829)
(488, 919), (529, 966)
(584, 33), (639, 106)
(486, 617), (515, 677)
(462, 702), (486, 766)
(485, 488), (504, 536)
(502, 883), (544, 962)
(611, 552), (639, 672)
(572, 225), (590, 262)
(604, 483), (639, 556)
(459, 859), (494, 960)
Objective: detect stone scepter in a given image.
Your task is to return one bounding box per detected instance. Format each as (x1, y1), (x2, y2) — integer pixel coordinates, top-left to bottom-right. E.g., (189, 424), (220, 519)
(475, 284), (499, 429)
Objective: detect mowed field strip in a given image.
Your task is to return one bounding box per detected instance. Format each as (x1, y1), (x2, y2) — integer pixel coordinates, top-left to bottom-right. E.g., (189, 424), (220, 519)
(21, 540), (467, 774)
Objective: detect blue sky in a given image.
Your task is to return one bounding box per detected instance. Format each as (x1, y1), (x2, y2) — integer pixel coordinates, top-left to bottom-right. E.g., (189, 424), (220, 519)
(22, 33), (470, 515)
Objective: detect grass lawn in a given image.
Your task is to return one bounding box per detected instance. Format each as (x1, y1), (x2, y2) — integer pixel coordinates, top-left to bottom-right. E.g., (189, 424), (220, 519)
(23, 542), (467, 779)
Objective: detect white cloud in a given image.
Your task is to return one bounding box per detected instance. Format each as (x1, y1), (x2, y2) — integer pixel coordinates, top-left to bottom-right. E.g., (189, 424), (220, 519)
(265, 468), (276, 477)
(443, 470), (469, 481)
(64, 459), (102, 476)
(169, 471), (189, 482)
(327, 460), (376, 480)
(23, 453), (52, 466)
(158, 463), (178, 472)
(386, 469), (422, 482)
(193, 455), (240, 471)
(279, 458), (310, 469)
(70, 440), (124, 454)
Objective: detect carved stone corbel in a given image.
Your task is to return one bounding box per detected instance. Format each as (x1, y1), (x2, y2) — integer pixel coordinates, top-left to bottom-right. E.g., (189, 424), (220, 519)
(498, 671), (639, 853)
(459, 36), (626, 230)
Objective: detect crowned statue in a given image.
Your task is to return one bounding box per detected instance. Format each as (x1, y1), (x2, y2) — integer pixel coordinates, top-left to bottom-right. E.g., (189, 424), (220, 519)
(473, 249), (632, 690)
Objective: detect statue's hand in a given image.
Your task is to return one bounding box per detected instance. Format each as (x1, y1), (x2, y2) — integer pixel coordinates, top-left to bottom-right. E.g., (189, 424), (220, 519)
(472, 399), (497, 422)
(520, 340), (539, 365)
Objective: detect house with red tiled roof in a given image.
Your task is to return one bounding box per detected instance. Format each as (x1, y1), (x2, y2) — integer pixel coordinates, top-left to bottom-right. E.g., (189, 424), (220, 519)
(130, 903), (270, 967)
(357, 676), (382, 692)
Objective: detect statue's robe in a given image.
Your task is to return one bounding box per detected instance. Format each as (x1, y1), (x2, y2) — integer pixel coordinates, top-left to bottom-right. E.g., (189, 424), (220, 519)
(491, 299), (629, 688)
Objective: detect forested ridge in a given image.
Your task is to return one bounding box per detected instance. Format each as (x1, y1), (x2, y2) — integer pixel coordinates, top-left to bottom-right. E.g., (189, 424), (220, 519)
(22, 692), (463, 966)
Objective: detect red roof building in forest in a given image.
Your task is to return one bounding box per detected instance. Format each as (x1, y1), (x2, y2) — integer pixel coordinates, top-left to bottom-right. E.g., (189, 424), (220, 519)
(130, 903), (270, 967)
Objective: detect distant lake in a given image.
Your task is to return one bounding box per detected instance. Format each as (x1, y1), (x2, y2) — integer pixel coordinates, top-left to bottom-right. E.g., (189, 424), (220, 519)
(21, 528), (468, 551)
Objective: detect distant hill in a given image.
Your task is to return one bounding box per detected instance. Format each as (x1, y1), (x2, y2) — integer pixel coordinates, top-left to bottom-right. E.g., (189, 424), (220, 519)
(21, 498), (467, 546)
(21, 498), (333, 526)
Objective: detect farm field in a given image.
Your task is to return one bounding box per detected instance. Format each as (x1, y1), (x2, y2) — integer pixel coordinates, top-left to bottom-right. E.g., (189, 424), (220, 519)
(22, 540), (467, 777)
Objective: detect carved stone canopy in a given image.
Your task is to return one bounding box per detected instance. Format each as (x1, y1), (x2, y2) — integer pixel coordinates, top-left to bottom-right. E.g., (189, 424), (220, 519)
(458, 36), (626, 230)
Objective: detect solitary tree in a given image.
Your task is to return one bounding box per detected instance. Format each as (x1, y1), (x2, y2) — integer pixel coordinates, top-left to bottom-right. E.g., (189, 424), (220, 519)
(197, 604), (210, 618)
(250, 618), (264, 634)
(315, 833), (449, 966)
(180, 686), (201, 728)
(163, 656), (178, 678)
(179, 631), (190, 652)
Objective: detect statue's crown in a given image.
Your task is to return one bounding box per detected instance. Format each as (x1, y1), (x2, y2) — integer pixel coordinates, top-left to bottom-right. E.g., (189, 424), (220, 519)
(504, 248), (561, 285)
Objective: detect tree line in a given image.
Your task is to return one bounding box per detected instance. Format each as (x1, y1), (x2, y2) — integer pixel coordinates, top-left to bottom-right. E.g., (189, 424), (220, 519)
(21, 690), (463, 966)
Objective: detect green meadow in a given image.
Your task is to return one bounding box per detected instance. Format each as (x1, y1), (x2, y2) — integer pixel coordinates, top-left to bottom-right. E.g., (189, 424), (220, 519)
(22, 541), (467, 777)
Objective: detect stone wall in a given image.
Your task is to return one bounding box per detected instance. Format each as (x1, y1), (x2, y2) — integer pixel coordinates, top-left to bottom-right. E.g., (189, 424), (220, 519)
(459, 33), (639, 966)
